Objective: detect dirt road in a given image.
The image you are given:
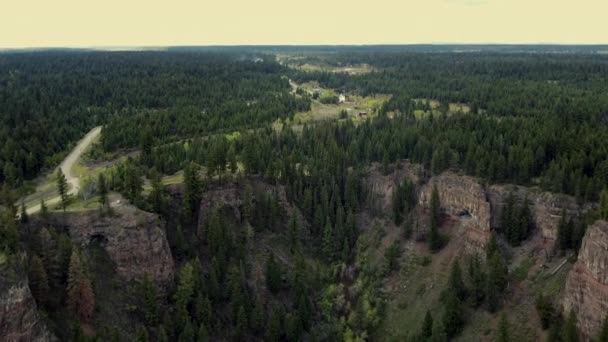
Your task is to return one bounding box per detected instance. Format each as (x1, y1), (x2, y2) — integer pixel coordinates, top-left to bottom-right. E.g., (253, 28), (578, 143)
(25, 126), (102, 214)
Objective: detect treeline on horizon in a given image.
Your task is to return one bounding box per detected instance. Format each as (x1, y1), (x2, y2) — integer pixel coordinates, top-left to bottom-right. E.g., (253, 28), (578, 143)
(0, 50), (607, 200)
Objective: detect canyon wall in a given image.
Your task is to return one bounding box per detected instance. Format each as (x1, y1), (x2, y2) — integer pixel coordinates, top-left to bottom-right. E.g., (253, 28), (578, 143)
(562, 220), (608, 339)
(0, 255), (54, 342)
(418, 172), (492, 254)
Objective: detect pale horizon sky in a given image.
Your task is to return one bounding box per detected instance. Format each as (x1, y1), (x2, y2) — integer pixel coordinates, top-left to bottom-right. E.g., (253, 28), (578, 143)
(2, 0), (607, 48)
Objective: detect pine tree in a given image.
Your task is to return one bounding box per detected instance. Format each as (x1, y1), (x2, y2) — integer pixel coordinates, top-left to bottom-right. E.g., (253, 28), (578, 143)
(563, 309), (579, 342)
(235, 306), (247, 340)
(430, 185), (441, 228)
(40, 198), (48, 218)
(447, 260), (467, 301)
(243, 183), (254, 224)
(251, 299), (265, 334)
(597, 315), (608, 342)
(179, 318), (195, 342)
(149, 170), (165, 214)
(266, 253), (282, 293)
(66, 250), (95, 322)
(197, 322), (209, 342)
(421, 310), (434, 339)
(174, 262), (195, 329)
(98, 173), (108, 209)
(158, 325), (169, 342)
(20, 201), (28, 223)
(141, 275), (159, 326)
(535, 294), (555, 330)
(322, 219), (335, 260)
(57, 168), (69, 211)
(557, 209), (571, 251)
(442, 290), (464, 338)
(497, 313), (510, 342)
(468, 254), (486, 307)
(136, 325), (149, 342)
(288, 214), (299, 253)
(28, 255), (50, 306)
(600, 189), (608, 220)
(429, 185), (443, 251)
(266, 305), (282, 342)
(486, 252), (508, 312)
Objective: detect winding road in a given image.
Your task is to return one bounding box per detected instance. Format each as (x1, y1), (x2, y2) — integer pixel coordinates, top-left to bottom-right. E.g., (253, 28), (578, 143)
(25, 126), (102, 214)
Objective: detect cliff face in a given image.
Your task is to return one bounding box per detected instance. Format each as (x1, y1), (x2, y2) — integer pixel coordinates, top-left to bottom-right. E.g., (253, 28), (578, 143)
(488, 185), (583, 243)
(55, 206), (175, 284)
(0, 255), (53, 342)
(418, 172), (492, 254)
(365, 161), (422, 213)
(562, 220), (608, 340)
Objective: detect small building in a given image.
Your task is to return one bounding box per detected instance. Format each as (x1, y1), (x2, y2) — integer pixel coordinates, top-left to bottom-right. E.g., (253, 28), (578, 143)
(358, 112), (368, 117)
(339, 94), (346, 103)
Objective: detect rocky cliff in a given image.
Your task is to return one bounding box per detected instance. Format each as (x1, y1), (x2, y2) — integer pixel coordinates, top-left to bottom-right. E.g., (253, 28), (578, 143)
(562, 220), (608, 340)
(0, 254), (54, 342)
(418, 172), (492, 254)
(53, 206), (175, 284)
(365, 161), (422, 213)
(488, 185), (583, 244)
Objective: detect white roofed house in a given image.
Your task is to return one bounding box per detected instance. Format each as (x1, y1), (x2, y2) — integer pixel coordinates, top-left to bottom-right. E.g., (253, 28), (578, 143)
(338, 94), (346, 103)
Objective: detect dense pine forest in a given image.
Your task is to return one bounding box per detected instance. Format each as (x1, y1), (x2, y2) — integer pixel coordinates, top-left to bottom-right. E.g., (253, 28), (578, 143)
(1, 47), (608, 341)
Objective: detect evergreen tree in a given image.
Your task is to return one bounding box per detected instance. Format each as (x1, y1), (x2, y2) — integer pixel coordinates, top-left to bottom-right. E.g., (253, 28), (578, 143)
(197, 322), (209, 342)
(251, 299), (265, 334)
(430, 185), (441, 229)
(597, 315), (608, 342)
(148, 170), (166, 214)
(563, 309), (579, 342)
(601, 189), (608, 220)
(447, 259), (467, 301)
(535, 294), (556, 330)
(40, 198), (48, 218)
(266, 253), (282, 293)
(557, 209), (572, 251)
(429, 185), (443, 251)
(98, 173), (108, 208)
(235, 306), (247, 340)
(179, 318), (195, 342)
(442, 290), (464, 338)
(421, 310), (434, 340)
(66, 250), (95, 322)
(486, 252), (508, 312)
(243, 183), (254, 224)
(28, 255), (49, 306)
(158, 325), (169, 342)
(174, 262), (195, 329)
(266, 305), (282, 341)
(136, 325), (149, 342)
(57, 169), (69, 211)
(141, 275), (159, 326)
(20, 201), (28, 223)
(497, 313), (510, 342)
(468, 253), (486, 307)
(322, 219), (335, 260)
(288, 214), (300, 253)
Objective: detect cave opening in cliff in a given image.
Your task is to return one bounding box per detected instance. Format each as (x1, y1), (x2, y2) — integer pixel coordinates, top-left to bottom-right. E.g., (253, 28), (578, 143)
(89, 233), (108, 247)
(457, 209), (472, 219)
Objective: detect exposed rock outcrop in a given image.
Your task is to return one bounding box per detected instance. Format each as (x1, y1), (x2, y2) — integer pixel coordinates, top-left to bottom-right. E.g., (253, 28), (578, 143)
(52, 206), (174, 284)
(562, 220), (608, 340)
(0, 254), (54, 342)
(418, 172), (492, 254)
(488, 185), (584, 245)
(365, 161), (422, 213)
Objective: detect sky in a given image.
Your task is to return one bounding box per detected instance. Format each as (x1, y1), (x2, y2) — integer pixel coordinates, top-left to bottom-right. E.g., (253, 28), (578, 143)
(1, 0), (607, 48)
